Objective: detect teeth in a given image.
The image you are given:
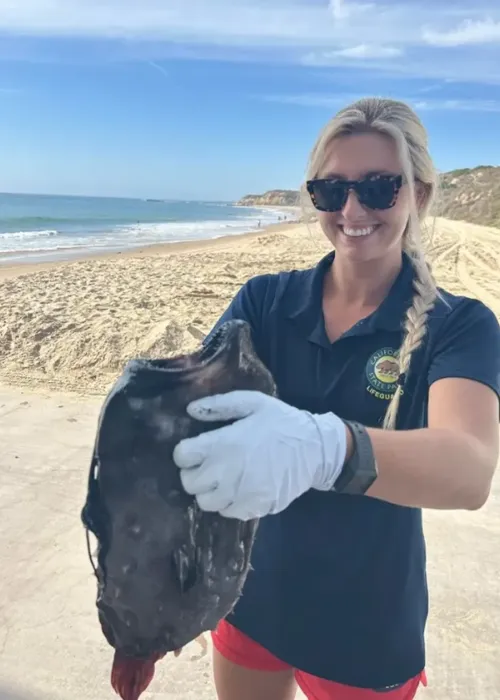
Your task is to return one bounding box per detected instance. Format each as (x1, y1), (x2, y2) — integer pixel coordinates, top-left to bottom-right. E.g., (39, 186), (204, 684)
(342, 226), (376, 237)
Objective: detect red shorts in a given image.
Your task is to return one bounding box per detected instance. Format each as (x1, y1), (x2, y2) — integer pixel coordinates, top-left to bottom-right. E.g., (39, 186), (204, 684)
(212, 620), (427, 700)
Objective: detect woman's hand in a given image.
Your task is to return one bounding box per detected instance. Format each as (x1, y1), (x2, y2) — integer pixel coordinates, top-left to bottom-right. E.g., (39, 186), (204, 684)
(173, 390), (348, 520)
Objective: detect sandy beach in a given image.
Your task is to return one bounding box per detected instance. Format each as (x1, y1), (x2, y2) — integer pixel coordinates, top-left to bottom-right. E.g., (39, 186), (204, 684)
(1, 214), (499, 396)
(1, 215), (500, 699)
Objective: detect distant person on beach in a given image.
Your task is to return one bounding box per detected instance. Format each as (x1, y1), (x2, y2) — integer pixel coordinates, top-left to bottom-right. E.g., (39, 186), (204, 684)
(173, 97), (500, 700)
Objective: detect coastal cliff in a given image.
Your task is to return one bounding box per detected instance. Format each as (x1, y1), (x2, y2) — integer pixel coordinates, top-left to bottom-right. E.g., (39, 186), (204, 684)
(236, 166), (500, 228)
(436, 166), (500, 228)
(236, 190), (300, 207)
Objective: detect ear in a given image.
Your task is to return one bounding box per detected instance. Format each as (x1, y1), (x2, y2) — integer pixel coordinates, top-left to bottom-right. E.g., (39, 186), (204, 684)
(414, 180), (430, 213)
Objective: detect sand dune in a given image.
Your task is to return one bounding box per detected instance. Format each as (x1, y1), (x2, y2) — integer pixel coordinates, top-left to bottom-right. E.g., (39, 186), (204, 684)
(0, 216), (499, 396)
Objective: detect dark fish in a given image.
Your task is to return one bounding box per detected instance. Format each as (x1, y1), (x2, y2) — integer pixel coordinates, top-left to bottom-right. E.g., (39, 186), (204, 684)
(81, 319), (276, 700)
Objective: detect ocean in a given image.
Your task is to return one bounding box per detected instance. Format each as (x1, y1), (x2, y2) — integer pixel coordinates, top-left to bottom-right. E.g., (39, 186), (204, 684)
(0, 193), (293, 264)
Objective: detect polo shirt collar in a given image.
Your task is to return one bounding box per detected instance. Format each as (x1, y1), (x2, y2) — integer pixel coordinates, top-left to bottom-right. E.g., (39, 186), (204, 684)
(286, 250), (415, 347)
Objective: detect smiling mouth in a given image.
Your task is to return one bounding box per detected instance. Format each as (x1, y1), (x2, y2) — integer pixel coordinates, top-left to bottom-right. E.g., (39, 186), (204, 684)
(340, 225), (380, 237)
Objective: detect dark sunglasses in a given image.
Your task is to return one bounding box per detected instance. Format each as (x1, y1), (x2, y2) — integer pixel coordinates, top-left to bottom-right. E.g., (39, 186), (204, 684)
(306, 173), (404, 212)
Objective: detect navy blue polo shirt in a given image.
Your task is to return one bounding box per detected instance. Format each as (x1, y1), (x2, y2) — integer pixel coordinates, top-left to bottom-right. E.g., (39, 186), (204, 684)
(204, 250), (500, 689)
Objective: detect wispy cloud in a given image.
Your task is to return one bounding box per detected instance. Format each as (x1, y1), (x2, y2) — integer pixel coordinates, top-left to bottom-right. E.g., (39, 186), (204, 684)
(301, 48), (500, 86)
(0, 1), (334, 45)
(408, 98), (500, 112)
(329, 0), (348, 21)
(0, 1), (494, 47)
(147, 61), (169, 80)
(423, 18), (500, 47)
(328, 0), (374, 22)
(325, 44), (403, 59)
(257, 92), (500, 113)
(0, 1), (499, 84)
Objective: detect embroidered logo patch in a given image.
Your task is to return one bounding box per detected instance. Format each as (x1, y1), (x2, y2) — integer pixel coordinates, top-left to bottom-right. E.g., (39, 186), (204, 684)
(365, 347), (400, 400)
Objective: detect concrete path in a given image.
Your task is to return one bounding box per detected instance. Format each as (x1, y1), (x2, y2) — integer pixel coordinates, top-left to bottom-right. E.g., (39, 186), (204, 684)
(0, 386), (498, 700)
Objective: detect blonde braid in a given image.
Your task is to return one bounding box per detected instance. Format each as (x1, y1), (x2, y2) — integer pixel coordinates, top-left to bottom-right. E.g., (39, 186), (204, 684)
(383, 247), (437, 429)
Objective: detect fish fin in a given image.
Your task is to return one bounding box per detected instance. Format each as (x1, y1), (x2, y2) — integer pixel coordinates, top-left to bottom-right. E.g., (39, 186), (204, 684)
(173, 634), (208, 662)
(195, 634), (208, 655)
(81, 455), (107, 577)
(111, 651), (156, 700)
(81, 455), (101, 535)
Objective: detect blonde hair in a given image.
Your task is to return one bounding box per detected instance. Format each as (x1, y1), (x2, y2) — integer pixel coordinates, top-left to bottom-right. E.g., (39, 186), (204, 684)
(301, 97), (439, 430)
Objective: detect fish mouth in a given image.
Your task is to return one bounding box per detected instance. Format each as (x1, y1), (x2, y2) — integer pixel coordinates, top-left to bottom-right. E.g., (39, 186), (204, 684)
(125, 319), (251, 376)
(198, 319), (249, 364)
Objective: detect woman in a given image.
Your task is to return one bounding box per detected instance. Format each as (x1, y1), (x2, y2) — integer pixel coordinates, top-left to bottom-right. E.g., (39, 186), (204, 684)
(173, 97), (500, 700)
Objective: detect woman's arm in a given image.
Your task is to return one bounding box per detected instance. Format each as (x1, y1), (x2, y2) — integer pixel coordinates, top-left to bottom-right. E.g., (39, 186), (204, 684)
(362, 377), (499, 510)
(173, 303), (500, 521)
(173, 380), (498, 521)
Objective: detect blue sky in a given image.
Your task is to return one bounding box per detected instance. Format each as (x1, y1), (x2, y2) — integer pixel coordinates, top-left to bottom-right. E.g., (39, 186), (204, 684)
(1, 0), (500, 201)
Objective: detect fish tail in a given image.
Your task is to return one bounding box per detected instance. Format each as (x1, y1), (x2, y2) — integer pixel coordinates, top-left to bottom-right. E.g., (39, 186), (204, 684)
(111, 651), (157, 700)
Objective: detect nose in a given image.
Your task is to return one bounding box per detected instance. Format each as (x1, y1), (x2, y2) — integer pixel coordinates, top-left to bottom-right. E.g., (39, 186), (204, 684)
(340, 188), (367, 220)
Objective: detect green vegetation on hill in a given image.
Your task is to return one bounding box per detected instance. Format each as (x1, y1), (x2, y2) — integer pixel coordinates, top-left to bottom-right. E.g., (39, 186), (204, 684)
(237, 189), (300, 207)
(237, 166), (500, 229)
(434, 166), (500, 228)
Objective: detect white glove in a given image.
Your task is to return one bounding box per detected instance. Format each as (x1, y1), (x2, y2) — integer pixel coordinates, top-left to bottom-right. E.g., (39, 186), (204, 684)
(172, 390), (348, 520)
